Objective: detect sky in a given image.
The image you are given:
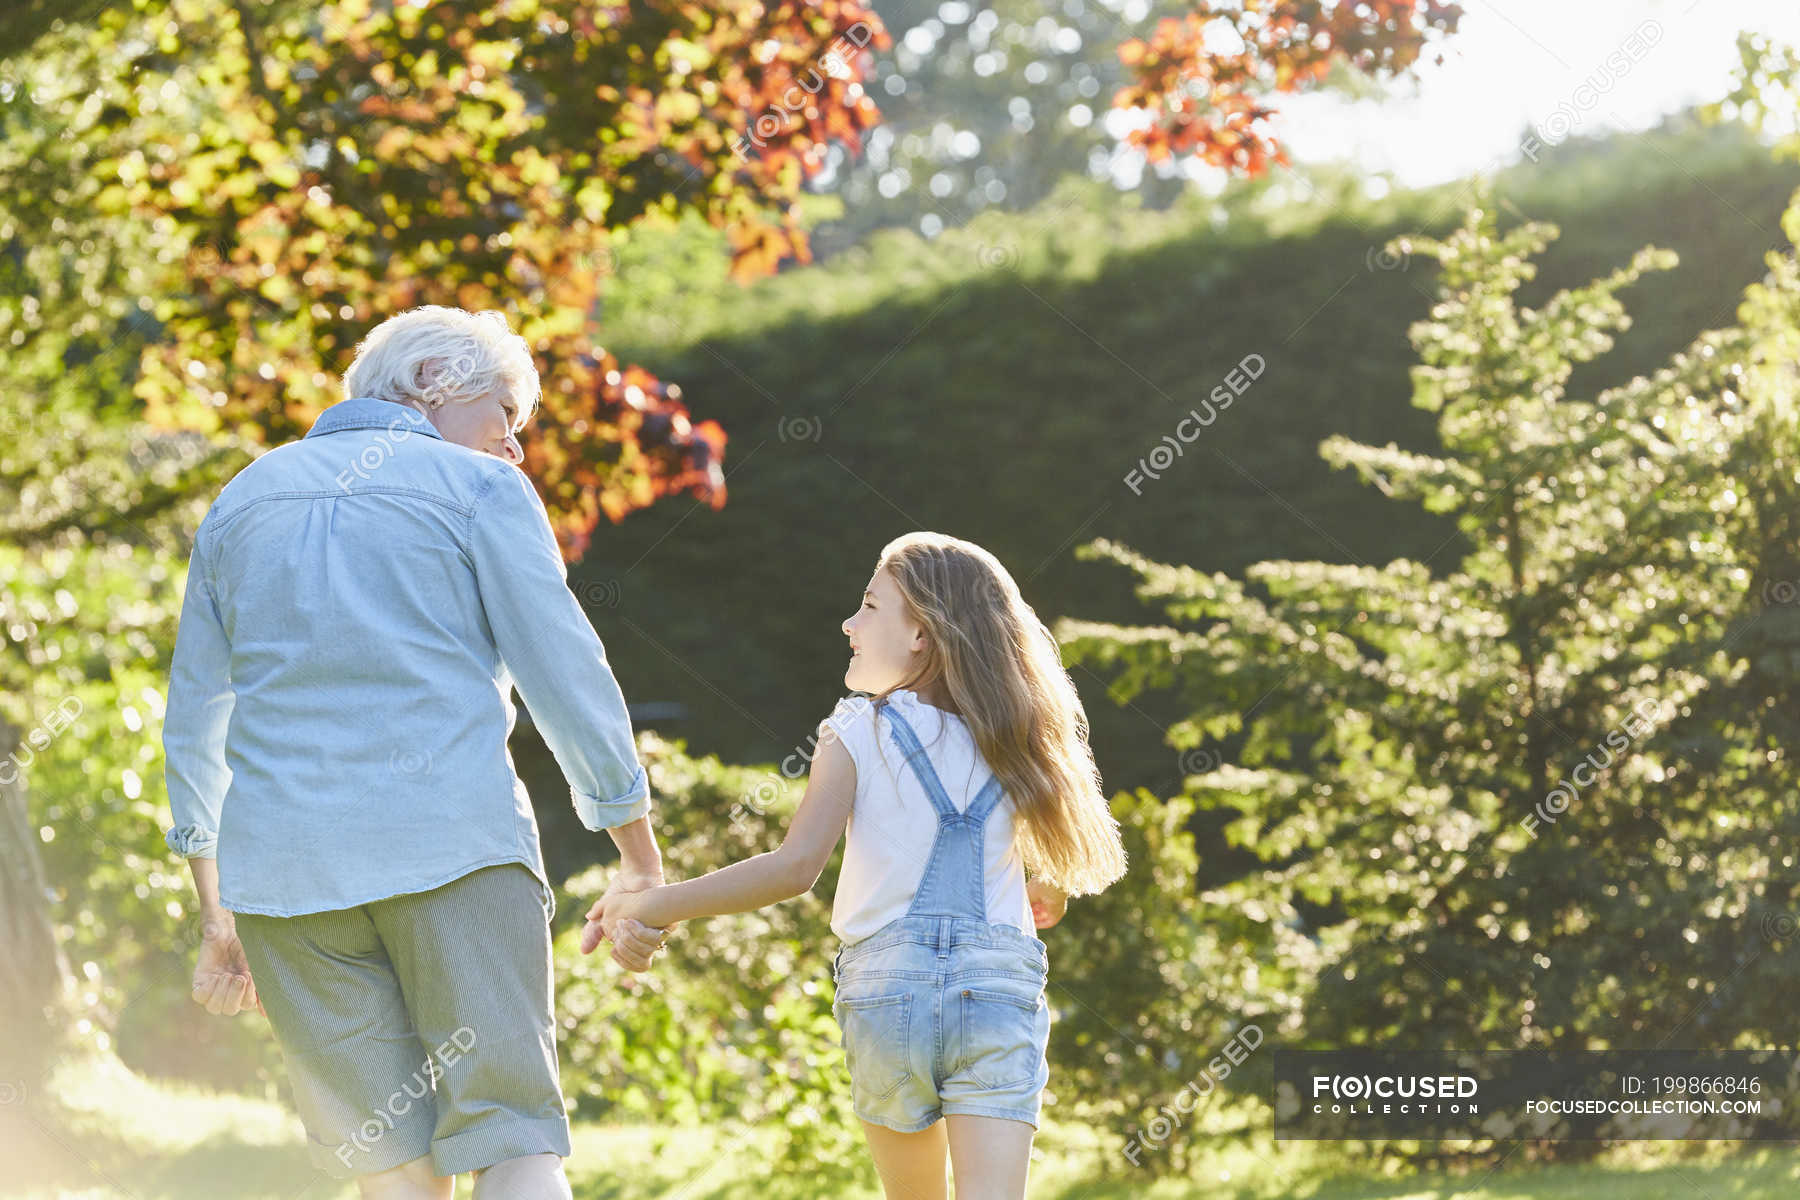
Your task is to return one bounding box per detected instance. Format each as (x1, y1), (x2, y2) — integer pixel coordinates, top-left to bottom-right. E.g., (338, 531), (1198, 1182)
(1234, 0), (1800, 188)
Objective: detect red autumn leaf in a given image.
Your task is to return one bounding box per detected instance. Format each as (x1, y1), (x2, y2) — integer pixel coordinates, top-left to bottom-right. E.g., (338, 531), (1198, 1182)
(1113, 1), (1463, 176)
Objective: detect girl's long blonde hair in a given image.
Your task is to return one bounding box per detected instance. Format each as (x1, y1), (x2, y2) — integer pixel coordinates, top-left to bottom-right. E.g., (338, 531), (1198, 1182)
(873, 532), (1127, 897)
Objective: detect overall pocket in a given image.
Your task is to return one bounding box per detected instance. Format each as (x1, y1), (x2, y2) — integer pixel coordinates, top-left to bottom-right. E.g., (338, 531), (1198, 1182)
(836, 992), (913, 1103)
(955, 985), (1045, 1091)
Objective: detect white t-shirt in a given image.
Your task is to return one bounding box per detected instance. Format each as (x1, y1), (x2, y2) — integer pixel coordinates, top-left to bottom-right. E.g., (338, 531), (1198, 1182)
(819, 689), (1033, 944)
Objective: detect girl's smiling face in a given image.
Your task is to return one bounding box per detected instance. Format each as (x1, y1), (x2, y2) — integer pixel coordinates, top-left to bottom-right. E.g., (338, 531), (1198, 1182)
(842, 566), (927, 693)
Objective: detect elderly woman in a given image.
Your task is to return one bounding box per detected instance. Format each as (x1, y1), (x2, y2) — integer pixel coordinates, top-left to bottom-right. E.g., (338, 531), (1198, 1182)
(161, 306), (669, 1200)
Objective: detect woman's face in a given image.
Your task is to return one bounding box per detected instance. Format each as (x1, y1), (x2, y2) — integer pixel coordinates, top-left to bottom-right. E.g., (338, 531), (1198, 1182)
(842, 565), (926, 693)
(428, 383), (524, 464)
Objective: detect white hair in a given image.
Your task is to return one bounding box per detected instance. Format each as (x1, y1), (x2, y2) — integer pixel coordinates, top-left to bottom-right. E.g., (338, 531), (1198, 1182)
(342, 306), (540, 431)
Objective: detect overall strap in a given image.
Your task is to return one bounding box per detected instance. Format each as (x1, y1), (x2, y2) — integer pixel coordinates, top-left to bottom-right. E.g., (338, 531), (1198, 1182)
(885, 705), (1010, 824)
(964, 775), (1007, 824)
(881, 706), (960, 822)
(882, 702), (994, 923)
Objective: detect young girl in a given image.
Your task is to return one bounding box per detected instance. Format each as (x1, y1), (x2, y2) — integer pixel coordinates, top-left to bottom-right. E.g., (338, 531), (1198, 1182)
(584, 531), (1128, 1199)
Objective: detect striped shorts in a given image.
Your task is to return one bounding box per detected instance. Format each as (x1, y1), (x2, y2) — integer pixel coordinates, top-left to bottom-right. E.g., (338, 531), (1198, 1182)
(233, 862), (571, 1179)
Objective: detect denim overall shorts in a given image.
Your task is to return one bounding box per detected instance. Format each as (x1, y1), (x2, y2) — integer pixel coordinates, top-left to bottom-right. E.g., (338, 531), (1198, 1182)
(830, 703), (1052, 1132)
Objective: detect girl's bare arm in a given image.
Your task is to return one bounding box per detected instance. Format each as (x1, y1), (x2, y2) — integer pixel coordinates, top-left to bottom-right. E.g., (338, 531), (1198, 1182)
(626, 733), (856, 927)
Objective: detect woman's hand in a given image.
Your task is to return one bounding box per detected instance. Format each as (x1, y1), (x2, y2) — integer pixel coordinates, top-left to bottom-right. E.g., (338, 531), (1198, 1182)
(580, 883), (673, 971)
(1027, 880), (1068, 930)
(191, 912), (265, 1017)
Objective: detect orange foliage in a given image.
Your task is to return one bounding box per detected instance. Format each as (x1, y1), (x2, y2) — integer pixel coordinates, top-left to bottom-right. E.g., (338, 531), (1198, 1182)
(1114, 1), (1463, 174)
(123, 0), (886, 560)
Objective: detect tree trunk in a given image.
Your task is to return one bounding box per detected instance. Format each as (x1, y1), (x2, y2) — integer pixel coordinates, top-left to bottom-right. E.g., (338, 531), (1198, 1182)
(0, 721), (76, 1092)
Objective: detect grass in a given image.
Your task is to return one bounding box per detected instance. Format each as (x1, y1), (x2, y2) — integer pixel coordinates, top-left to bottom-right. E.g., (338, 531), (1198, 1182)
(6, 1053), (1800, 1199)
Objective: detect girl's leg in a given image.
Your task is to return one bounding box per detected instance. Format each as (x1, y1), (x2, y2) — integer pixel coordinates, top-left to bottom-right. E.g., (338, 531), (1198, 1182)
(944, 1114), (1033, 1200)
(860, 1118), (949, 1200)
(354, 1154), (455, 1200)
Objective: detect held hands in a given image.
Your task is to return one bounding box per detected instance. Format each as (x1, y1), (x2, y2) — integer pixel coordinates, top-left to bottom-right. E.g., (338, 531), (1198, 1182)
(1027, 879), (1068, 930)
(580, 869), (678, 972)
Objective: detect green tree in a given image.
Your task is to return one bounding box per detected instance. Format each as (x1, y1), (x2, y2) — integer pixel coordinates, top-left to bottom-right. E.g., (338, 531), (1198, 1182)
(1056, 196), (1800, 1164)
(1684, 37), (1800, 1047)
(0, 24), (255, 1086)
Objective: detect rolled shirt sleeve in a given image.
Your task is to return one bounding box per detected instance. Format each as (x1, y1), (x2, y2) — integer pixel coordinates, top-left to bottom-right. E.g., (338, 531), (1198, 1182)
(469, 464), (651, 831)
(162, 517), (235, 859)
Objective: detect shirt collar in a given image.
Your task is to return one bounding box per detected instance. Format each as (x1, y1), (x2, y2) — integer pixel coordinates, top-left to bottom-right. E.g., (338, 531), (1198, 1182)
(303, 396), (444, 443)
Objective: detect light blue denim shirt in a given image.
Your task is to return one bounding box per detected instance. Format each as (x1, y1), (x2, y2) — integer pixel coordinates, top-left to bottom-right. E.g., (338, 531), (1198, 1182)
(161, 395), (651, 918)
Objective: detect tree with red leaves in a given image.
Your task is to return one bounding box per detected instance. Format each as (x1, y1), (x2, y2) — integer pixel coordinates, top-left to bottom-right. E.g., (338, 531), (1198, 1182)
(1114, 1), (1464, 174)
(26, 0), (1463, 562)
(53, 0), (886, 559)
